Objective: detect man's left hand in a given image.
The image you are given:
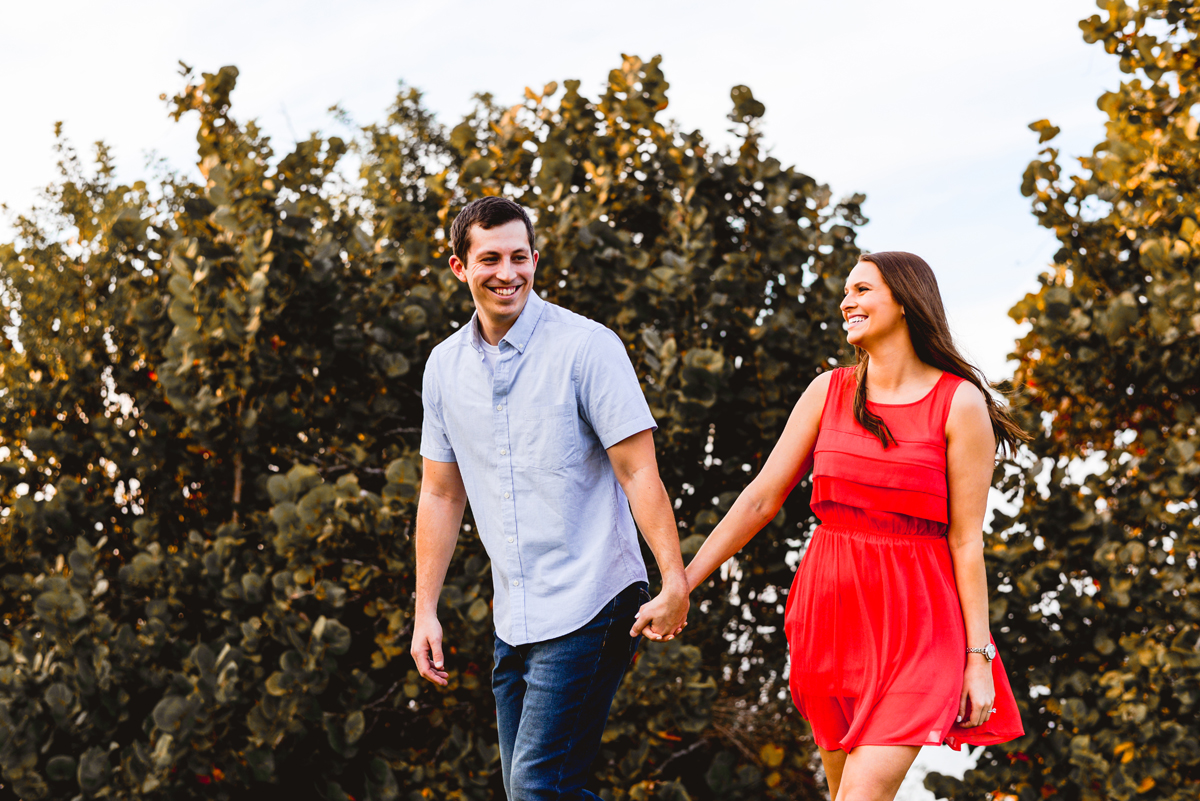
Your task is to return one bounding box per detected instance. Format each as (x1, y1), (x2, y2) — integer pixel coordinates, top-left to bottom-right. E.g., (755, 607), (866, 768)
(630, 584), (689, 641)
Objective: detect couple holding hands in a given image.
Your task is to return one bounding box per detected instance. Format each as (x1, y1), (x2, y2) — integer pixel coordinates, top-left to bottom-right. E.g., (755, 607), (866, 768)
(411, 198), (1025, 801)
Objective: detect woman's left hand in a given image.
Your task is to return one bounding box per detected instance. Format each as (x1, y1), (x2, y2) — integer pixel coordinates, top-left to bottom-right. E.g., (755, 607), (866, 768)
(957, 656), (996, 728)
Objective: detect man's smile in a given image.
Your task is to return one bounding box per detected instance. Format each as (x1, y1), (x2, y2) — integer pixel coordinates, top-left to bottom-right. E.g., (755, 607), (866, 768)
(488, 284), (522, 297)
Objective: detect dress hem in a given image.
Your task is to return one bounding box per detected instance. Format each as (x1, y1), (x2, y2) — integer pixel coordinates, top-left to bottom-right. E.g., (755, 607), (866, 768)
(814, 733), (1023, 753)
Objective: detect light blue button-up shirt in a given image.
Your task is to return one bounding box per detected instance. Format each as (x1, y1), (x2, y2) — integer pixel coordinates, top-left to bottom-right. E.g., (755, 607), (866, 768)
(420, 292), (655, 645)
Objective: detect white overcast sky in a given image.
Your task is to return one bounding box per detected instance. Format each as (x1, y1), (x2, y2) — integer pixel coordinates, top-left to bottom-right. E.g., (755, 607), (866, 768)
(1, 0), (1122, 381)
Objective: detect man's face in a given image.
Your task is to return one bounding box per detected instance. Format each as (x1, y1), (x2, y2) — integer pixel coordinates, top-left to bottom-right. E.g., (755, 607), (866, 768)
(449, 219), (538, 332)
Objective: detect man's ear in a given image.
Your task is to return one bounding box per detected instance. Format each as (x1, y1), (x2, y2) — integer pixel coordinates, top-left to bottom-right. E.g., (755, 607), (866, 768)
(449, 254), (468, 283)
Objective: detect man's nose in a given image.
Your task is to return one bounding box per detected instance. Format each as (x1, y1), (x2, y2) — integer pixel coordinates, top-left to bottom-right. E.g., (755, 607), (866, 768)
(495, 258), (517, 282)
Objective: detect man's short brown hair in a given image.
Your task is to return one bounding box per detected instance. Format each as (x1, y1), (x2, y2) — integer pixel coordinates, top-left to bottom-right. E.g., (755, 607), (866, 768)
(449, 197), (536, 264)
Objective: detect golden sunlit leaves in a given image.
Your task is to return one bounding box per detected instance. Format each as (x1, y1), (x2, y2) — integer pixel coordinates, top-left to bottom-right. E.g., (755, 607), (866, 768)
(934, 4), (1200, 801)
(759, 743), (784, 767)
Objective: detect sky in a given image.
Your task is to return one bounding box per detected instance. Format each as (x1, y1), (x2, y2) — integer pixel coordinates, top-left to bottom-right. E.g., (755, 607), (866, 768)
(1, 0), (1124, 381)
(0, 0), (1128, 792)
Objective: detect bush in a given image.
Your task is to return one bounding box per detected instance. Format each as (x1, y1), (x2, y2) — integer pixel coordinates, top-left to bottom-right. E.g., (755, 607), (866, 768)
(0, 58), (860, 799)
(928, 4), (1200, 799)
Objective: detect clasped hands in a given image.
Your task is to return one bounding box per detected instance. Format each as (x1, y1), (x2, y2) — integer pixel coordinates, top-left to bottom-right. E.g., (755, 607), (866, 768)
(629, 577), (689, 642)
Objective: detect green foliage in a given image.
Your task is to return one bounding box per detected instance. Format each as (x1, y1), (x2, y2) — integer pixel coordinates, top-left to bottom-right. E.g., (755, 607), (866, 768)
(0, 58), (858, 799)
(927, 3), (1200, 800)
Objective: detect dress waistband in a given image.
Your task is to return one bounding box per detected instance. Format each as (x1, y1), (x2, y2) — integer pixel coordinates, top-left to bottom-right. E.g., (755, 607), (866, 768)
(814, 523), (947, 542)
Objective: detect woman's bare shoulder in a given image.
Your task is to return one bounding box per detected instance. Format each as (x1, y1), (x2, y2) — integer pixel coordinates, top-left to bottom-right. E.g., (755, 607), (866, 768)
(810, 368), (837, 391)
(789, 368), (838, 427)
(801, 368), (836, 403)
(947, 378), (992, 437)
(948, 378), (989, 413)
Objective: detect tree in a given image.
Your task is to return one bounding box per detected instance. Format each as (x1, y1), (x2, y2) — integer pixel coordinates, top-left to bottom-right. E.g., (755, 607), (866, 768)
(0, 58), (863, 800)
(927, 3), (1200, 800)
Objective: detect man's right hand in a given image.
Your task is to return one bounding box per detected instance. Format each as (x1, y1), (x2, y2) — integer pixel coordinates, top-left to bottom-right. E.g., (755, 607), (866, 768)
(630, 580), (689, 641)
(411, 615), (449, 686)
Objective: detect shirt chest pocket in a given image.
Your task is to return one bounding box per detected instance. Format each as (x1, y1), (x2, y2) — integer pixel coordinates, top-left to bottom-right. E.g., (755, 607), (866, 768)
(511, 403), (579, 470)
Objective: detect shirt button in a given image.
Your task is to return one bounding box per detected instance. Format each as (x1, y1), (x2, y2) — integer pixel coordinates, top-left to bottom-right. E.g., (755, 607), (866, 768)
(503, 491), (511, 499)
(496, 404), (503, 411)
(512, 579), (520, 587)
(500, 448), (507, 455)
(507, 536), (515, 543)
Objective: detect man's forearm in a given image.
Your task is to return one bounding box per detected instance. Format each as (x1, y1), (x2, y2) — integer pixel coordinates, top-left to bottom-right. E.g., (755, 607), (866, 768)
(606, 429), (687, 640)
(414, 491), (467, 616)
(623, 471), (686, 588)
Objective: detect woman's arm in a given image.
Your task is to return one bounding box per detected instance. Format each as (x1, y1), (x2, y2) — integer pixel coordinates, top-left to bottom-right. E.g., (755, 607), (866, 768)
(945, 381), (999, 727)
(684, 371), (832, 592)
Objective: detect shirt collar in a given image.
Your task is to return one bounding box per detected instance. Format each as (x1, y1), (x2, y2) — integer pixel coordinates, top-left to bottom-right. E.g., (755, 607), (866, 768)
(466, 290), (545, 354)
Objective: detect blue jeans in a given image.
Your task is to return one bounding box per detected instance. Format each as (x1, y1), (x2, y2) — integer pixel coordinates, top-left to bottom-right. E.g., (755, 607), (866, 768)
(492, 581), (648, 800)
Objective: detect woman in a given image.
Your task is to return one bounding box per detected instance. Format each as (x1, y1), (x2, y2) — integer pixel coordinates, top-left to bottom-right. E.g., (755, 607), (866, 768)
(684, 252), (1026, 801)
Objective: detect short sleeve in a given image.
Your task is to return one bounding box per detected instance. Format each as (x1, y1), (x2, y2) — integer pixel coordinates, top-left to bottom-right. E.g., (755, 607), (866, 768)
(576, 327), (657, 449)
(419, 354), (457, 463)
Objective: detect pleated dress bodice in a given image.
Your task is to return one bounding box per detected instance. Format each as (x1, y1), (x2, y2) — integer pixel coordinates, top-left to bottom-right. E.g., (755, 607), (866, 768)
(811, 367), (961, 535)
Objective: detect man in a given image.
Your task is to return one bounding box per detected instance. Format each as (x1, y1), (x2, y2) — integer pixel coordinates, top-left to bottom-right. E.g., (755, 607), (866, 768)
(411, 196), (689, 800)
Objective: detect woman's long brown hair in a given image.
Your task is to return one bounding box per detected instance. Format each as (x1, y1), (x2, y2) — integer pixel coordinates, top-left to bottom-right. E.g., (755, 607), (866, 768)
(852, 252), (1029, 455)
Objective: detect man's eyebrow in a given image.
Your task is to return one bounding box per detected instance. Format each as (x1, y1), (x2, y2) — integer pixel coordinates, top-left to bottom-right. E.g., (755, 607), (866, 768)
(475, 246), (530, 258)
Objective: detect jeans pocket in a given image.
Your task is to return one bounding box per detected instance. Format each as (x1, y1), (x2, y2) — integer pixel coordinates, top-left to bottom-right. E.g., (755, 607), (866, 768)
(631, 582), (650, 620)
(628, 583), (650, 668)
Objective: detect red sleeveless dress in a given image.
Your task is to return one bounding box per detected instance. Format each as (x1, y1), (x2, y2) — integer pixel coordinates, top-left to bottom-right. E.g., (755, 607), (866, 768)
(784, 367), (1024, 751)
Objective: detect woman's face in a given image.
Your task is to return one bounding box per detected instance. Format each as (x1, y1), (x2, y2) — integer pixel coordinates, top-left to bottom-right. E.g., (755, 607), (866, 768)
(840, 260), (906, 348)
